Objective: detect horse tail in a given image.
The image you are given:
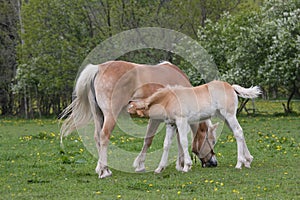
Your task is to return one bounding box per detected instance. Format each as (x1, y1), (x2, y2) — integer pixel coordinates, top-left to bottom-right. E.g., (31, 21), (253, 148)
(60, 64), (99, 144)
(232, 84), (261, 99)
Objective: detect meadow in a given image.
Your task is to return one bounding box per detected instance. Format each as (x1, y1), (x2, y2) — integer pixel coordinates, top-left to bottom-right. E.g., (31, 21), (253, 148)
(0, 100), (299, 199)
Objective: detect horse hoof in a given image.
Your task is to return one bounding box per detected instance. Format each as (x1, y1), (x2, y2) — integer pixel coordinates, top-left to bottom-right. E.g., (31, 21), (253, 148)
(176, 165), (183, 172)
(135, 168), (146, 173)
(154, 167), (164, 174)
(235, 166), (242, 169)
(99, 169), (112, 179)
(182, 165), (191, 172)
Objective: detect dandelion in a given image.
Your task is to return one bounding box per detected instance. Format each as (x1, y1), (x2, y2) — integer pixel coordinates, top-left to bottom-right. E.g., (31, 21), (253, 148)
(117, 194), (122, 198)
(95, 191), (101, 195)
(204, 179), (209, 183)
(220, 182), (224, 186)
(209, 180), (214, 183)
(232, 189), (239, 194)
(177, 191), (181, 195)
(276, 145), (282, 151)
(149, 184), (153, 187)
(214, 187), (218, 191)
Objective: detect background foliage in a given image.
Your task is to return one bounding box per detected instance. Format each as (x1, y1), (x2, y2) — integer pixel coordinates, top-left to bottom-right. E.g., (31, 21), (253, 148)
(0, 0), (299, 117)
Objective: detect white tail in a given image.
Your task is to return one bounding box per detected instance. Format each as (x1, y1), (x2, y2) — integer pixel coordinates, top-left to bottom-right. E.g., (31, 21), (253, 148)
(232, 84), (261, 99)
(60, 64), (99, 144)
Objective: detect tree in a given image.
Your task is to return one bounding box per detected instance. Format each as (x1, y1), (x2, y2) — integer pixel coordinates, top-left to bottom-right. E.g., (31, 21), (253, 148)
(198, 0), (300, 113)
(12, 0), (253, 117)
(0, 0), (19, 115)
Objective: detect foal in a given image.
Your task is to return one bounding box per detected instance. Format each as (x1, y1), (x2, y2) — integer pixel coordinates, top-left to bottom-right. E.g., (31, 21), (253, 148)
(128, 80), (261, 172)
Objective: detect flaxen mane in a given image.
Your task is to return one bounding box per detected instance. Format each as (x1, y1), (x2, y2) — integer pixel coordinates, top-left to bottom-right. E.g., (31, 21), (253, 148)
(145, 85), (184, 108)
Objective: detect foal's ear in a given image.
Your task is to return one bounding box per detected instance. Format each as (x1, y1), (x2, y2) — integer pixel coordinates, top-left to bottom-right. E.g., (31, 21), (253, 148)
(212, 122), (219, 130)
(209, 122), (219, 138)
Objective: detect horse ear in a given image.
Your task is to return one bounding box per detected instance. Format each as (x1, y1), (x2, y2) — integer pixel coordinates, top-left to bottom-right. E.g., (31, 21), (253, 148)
(209, 122), (219, 139)
(212, 122), (219, 130)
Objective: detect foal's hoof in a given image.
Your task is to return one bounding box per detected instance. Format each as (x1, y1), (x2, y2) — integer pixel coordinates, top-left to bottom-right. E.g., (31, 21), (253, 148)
(244, 163), (251, 168)
(135, 168), (146, 173)
(182, 165), (192, 173)
(154, 167), (164, 174)
(99, 169), (112, 179)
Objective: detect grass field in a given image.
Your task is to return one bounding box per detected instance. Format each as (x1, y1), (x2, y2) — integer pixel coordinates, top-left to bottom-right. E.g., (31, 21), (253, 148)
(0, 100), (299, 199)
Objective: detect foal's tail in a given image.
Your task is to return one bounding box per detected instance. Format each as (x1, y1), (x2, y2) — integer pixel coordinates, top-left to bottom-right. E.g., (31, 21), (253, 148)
(59, 64), (99, 144)
(232, 84), (262, 99)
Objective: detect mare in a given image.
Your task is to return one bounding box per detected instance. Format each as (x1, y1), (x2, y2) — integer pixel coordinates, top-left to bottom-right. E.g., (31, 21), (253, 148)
(60, 61), (217, 178)
(128, 80), (261, 172)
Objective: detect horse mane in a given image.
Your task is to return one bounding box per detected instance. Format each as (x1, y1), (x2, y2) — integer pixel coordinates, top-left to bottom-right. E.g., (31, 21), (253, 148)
(145, 85), (184, 107)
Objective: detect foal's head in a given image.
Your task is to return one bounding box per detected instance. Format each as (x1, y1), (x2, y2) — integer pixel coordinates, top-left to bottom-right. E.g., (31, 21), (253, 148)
(192, 121), (218, 168)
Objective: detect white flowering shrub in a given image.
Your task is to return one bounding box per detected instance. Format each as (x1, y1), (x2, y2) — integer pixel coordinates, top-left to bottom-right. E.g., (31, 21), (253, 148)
(198, 0), (299, 102)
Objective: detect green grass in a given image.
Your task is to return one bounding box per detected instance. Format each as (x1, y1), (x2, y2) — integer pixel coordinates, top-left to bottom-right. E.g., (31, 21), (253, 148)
(0, 101), (299, 199)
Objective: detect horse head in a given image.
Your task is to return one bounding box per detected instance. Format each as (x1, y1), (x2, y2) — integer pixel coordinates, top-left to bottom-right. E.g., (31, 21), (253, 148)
(127, 100), (149, 117)
(192, 122), (219, 168)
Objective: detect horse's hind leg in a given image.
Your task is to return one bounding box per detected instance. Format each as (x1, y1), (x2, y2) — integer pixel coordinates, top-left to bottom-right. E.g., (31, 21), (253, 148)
(96, 113), (116, 178)
(89, 93), (105, 174)
(225, 115), (253, 169)
(243, 140), (253, 168)
(133, 119), (161, 172)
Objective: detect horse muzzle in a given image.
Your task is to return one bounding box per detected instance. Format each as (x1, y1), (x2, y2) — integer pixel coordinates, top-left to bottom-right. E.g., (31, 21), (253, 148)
(202, 155), (218, 168)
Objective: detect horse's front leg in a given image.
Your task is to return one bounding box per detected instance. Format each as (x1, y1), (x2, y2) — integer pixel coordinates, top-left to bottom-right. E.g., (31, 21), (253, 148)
(154, 123), (176, 173)
(176, 118), (192, 172)
(176, 124), (198, 171)
(133, 119), (161, 172)
(175, 132), (184, 171)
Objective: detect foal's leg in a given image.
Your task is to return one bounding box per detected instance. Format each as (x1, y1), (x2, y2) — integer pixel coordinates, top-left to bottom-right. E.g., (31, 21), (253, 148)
(176, 124), (197, 171)
(226, 115), (253, 169)
(95, 113), (116, 178)
(133, 119), (161, 172)
(176, 118), (192, 172)
(175, 132), (184, 171)
(154, 123), (176, 173)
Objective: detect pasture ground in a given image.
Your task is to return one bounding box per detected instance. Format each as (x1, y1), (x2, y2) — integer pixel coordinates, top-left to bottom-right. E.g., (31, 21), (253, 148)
(0, 100), (299, 199)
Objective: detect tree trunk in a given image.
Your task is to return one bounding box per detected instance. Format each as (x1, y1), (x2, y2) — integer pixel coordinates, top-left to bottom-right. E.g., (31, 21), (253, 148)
(282, 83), (296, 114)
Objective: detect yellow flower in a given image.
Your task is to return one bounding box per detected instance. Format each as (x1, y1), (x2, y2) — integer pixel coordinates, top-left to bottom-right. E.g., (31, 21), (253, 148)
(232, 189), (239, 194)
(177, 191), (181, 195)
(117, 195), (121, 198)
